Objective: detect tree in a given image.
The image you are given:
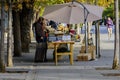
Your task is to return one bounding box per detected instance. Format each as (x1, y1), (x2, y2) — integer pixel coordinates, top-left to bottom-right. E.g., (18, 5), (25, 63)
(112, 0), (119, 69)
(20, 1), (33, 52)
(11, 0), (65, 54)
(12, 0), (34, 53)
(20, 0), (65, 52)
(102, 4), (114, 18)
(12, 1), (22, 56)
(12, 10), (22, 56)
(0, 0), (6, 72)
(119, 0), (120, 64)
(7, 0), (13, 67)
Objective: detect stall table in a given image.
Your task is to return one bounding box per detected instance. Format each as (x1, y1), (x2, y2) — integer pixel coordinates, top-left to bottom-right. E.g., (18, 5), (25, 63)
(52, 41), (74, 65)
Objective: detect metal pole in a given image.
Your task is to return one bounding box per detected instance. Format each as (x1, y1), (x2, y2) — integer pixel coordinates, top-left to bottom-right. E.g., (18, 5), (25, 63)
(94, 0), (101, 58)
(98, 22), (101, 58)
(84, 8), (88, 53)
(95, 21), (101, 58)
(75, 1), (89, 53)
(95, 22), (98, 57)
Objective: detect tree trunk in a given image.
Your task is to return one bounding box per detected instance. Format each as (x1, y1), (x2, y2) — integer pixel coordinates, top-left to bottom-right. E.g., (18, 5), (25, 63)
(7, 0), (13, 67)
(13, 10), (22, 56)
(112, 0), (119, 69)
(20, 2), (33, 52)
(0, 0), (6, 72)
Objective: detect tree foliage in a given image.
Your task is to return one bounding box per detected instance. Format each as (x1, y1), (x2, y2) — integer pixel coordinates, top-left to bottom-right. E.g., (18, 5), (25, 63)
(102, 4), (114, 18)
(2, 0), (115, 16)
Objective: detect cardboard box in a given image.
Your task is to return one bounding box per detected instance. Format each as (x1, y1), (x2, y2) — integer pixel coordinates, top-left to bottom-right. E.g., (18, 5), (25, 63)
(79, 46), (96, 60)
(77, 53), (91, 61)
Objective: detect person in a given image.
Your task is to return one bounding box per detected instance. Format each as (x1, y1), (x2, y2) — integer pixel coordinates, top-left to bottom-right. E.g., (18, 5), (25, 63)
(32, 17), (48, 62)
(88, 32), (94, 45)
(106, 17), (114, 39)
(49, 20), (58, 30)
(33, 17), (47, 43)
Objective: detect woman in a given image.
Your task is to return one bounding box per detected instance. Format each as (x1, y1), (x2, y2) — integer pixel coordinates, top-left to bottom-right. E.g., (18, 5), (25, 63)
(34, 17), (47, 43)
(33, 17), (48, 62)
(106, 17), (114, 39)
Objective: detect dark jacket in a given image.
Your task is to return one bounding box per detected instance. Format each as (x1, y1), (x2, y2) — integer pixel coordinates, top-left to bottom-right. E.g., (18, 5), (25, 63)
(33, 21), (46, 43)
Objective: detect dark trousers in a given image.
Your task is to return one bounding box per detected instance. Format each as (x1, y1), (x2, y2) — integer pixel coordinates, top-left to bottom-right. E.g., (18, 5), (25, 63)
(35, 36), (48, 62)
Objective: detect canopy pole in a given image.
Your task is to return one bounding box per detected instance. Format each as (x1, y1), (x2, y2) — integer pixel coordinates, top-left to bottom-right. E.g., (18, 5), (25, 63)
(84, 8), (89, 53)
(95, 21), (101, 58)
(74, 1), (89, 53)
(75, 1), (89, 14)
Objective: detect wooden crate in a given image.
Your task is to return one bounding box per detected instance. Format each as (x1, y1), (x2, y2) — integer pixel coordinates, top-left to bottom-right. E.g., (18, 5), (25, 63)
(79, 46), (96, 60)
(77, 53), (91, 61)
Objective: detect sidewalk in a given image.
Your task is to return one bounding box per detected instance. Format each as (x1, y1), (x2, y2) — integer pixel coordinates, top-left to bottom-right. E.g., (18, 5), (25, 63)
(0, 34), (120, 80)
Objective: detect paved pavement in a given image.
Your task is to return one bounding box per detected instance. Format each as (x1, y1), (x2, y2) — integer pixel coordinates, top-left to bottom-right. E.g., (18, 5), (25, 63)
(0, 33), (120, 80)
